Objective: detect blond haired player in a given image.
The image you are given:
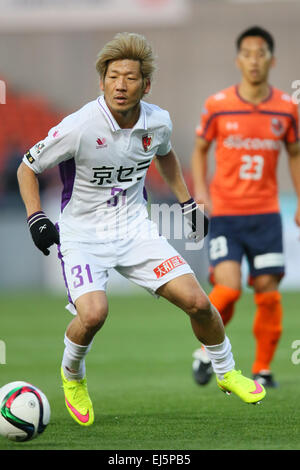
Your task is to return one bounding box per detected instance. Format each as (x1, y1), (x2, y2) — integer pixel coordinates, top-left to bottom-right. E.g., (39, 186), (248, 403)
(18, 33), (265, 426)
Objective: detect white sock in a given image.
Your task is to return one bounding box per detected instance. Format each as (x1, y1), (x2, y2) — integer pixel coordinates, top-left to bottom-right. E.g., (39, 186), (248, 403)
(62, 334), (92, 381)
(203, 336), (235, 380)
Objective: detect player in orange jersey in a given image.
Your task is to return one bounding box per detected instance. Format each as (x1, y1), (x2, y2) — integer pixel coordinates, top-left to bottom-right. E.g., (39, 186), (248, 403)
(191, 26), (300, 388)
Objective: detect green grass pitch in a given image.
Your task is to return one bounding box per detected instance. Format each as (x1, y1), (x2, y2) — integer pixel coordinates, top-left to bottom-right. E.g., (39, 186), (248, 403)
(0, 289), (299, 450)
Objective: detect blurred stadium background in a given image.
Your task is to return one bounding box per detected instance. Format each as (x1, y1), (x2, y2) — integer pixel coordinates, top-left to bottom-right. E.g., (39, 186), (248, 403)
(0, 0), (299, 295)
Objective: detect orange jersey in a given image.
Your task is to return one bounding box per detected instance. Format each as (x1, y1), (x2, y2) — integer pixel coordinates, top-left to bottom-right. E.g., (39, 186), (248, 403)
(196, 85), (299, 216)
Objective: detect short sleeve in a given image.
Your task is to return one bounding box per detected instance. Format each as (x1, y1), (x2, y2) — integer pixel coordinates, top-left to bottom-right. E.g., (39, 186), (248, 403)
(195, 98), (217, 142)
(156, 117), (173, 156)
(285, 102), (299, 144)
(22, 114), (78, 174)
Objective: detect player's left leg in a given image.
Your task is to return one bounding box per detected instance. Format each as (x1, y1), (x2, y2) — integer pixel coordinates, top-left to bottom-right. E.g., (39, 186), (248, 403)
(192, 265), (241, 385)
(157, 273), (224, 345)
(156, 274), (266, 404)
(192, 215), (244, 386)
(251, 273), (282, 387)
(116, 221), (265, 404)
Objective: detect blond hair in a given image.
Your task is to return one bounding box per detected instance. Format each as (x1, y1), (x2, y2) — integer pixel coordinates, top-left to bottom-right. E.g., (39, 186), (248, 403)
(96, 32), (156, 90)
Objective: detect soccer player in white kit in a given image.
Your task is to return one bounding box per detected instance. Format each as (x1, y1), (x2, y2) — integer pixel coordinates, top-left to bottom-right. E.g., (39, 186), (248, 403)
(17, 33), (265, 426)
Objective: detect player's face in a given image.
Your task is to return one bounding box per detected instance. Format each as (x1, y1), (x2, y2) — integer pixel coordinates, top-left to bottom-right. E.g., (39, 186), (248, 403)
(100, 59), (150, 118)
(236, 36), (275, 85)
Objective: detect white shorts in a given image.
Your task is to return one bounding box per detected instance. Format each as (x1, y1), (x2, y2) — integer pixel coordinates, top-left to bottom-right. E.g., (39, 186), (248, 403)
(57, 219), (194, 312)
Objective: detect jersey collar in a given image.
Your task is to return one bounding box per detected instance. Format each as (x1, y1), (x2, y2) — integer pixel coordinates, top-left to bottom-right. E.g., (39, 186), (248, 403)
(235, 84), (273, 106)
(97, 95), (148, 132)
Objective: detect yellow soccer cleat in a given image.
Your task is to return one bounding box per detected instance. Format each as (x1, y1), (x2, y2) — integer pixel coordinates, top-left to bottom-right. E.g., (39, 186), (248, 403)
(61, 367), (94, 426)
(217, 369), (266, 405)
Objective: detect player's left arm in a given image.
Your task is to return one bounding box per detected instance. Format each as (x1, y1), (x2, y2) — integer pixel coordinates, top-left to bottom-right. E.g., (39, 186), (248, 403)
(154, 149), (209, 241)
(154, 149), (190, 203)
(285, 141), (300, 227)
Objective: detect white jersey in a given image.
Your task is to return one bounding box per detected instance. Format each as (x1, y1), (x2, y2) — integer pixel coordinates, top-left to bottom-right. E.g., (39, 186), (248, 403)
(23, 95), (172, 243)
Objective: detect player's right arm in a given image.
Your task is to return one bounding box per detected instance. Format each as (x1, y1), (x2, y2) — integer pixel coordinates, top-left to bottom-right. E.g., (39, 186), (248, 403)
(17, 162), (60, 256)
(17, 162), (42, 217)
(191, 136), (212, 213)
(17, 112), (79, 255)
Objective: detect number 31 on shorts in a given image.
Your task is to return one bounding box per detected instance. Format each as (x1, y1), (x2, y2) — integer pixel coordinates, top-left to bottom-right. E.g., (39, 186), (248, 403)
(71, 264), (93, 288)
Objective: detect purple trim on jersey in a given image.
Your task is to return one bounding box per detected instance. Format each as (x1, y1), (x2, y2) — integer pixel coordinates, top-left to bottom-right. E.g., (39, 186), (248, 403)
(97, 97), (117, 131)
(55, 223), (73, 305)
(143, 105), (147, 129)
(59, 158), (76, 212)
(143, 186), (148, 202)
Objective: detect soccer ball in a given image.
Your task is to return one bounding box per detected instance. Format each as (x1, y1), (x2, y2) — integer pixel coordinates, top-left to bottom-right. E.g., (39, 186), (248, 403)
(0, 381), (50, 442)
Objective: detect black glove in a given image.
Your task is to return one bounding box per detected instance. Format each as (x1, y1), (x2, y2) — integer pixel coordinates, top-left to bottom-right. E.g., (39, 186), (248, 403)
(27, 211), (60, 256)
(180, 198), (209, 242)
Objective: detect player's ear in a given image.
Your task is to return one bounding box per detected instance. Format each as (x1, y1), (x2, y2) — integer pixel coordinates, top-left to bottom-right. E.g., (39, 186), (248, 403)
(235, 55), (242, 72)
(100, 78), (104, 92)
(270, 55), (276, 68)
(143, 78), (151, 96)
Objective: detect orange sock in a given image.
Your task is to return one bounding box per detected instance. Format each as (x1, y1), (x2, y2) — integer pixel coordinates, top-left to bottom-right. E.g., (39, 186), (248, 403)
(252, 291), (283, 374)
(209, 284), (241, 326)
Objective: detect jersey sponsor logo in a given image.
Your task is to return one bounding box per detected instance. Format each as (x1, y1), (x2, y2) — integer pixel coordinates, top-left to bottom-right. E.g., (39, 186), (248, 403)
(90, 160), (152, 185)
(142, 133), (153, 152)
(223, 134), (281, 151)
(25, 150), (35, 164)
(271, 118), (285, 136)
(153, 255), (186, 279)
(96, 137), (108, 149)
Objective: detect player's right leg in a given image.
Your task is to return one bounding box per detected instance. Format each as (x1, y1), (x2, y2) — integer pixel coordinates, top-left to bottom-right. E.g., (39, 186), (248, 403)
(61, 291), (108, 426)
(57, 242), (110, 425)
